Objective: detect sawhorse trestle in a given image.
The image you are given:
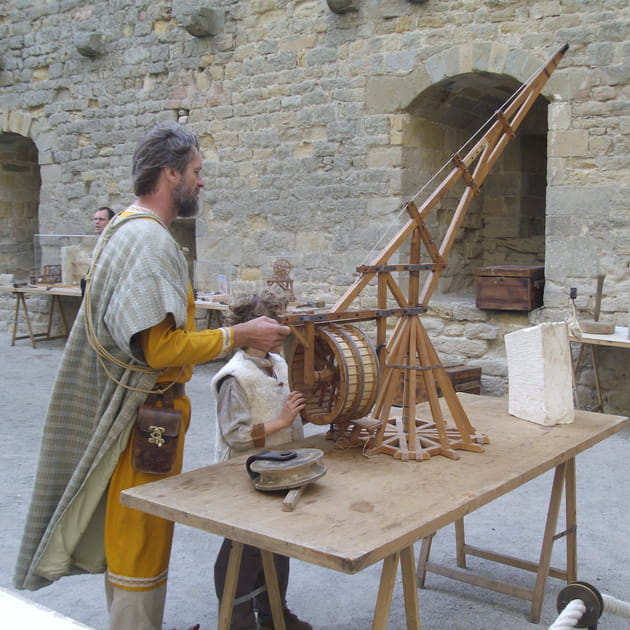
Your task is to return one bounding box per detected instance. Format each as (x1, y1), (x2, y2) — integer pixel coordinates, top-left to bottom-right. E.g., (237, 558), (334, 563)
(11, 291), (71, 348)
(417, 458), (577, 623)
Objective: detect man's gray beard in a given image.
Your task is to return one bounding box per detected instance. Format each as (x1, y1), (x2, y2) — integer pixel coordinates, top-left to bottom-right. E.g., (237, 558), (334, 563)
(178, 197), (199, 218)
(173, 180), (199, 218)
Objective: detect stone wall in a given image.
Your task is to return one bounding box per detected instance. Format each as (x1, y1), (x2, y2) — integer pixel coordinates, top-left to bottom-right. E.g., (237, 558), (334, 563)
(0, 0), (628, 413)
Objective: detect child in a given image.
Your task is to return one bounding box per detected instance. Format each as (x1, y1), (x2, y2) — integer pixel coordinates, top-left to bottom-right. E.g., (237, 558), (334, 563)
(212, 290), (312, 630)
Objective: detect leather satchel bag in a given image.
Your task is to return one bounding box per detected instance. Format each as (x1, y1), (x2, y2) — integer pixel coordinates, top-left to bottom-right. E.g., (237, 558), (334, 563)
(132, 404), (182, 475)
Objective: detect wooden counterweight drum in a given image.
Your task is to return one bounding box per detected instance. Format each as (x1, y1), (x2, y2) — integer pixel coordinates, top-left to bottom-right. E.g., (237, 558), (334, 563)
(287, 324), (380, 425)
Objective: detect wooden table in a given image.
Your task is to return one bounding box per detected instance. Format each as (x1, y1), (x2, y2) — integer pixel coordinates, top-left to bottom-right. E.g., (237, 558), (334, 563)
(569, 326), (630, 411)
(1, 284), (230, 346)
(0, 284), (81, 347)
(121, 394), (628, 629)
(194, 294), (228, 329)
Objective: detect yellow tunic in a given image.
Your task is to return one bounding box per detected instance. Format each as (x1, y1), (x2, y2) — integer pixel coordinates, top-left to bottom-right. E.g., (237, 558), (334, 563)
(105, 285), (229, 591)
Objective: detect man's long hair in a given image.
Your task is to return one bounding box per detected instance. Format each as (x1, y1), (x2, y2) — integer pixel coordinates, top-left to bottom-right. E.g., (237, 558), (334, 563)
(132, 122), (200, 196)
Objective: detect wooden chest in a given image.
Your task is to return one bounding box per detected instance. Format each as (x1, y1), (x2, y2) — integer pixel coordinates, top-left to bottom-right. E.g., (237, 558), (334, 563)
(474, 265), (545, 311)
(393, 365), (481, 407)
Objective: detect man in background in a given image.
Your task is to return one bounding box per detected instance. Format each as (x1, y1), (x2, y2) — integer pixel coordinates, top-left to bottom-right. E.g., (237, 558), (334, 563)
(93, 206), (115, 233)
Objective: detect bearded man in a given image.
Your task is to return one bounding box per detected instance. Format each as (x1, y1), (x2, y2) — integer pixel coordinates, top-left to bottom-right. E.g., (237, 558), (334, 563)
(14, 122), (290, 630)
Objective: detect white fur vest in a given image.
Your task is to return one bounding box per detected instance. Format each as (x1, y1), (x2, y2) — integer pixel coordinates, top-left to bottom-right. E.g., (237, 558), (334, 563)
(212, 349), (303, 460)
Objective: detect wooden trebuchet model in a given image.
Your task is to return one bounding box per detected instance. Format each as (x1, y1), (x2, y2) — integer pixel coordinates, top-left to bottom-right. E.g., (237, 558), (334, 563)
(284, 44), (569, 461)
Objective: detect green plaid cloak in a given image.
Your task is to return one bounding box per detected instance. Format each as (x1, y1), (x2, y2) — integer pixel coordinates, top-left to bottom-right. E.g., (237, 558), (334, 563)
(14, 210), (189, 591)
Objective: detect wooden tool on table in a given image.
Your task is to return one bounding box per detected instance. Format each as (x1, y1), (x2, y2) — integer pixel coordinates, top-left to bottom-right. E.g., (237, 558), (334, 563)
(246, 448), (327, 511)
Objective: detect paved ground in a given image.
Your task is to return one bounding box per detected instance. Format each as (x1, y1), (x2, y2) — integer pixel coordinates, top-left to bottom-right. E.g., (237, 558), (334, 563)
(1, 331), (629, 630)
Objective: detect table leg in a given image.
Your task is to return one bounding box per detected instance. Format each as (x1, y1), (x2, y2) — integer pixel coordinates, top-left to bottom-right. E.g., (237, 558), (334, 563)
(590, 346), (603, 411)
(416, 535), (433, 587)
(46, 295), (55, 340)
(454, 518), (466, 568)
(44, 294), (70, 341)
(414, 460), (577, 624)
(400, 545), (421, 630)
(217, 541), (244, 630)
(572, 342), (588, 408)
(11, 293), (36, 348)
(572, 342), (604, 412)
(260, 549), (286, 630)
(529, 461), (567, 623)
(565, 458), (577, 583)
(372, 552), (399, 630)
(372, 548), (422, 630)
(10, 292), (21, 346)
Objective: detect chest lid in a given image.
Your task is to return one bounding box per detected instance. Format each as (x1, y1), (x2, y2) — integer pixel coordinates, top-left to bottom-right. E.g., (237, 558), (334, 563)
(474, 265), (544, 279)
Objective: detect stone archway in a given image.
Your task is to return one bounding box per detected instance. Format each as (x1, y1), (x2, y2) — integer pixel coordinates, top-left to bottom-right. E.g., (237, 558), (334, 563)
(1, 111), (41, 281)
(367, 44), (555, 296)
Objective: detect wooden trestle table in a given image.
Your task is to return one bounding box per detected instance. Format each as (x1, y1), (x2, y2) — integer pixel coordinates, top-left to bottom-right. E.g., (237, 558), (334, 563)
(121, 394), (628, 629)
(0, 283), (81, 348)
(0, 284), (229, 347)
(569, 326), (630, 412)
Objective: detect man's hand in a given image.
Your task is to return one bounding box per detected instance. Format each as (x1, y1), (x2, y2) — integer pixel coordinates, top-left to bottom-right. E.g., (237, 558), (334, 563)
(231, 316), (291, 352)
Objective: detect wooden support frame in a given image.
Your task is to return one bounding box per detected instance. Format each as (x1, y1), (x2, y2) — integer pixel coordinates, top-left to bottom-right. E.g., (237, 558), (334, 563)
(285, 44), (568, 460)
(218, 543), (288, 630)
(416, 457), (577, 624)
(219, 540), (422, 630)
(10, 291), (71, 348)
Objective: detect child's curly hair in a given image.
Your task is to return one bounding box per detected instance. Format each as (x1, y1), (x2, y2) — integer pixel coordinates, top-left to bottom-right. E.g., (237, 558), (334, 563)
(225, 290), (289, 327)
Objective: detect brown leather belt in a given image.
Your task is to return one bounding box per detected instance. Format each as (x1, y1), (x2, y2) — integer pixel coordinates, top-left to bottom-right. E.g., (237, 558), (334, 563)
(144, 382), (186, 408)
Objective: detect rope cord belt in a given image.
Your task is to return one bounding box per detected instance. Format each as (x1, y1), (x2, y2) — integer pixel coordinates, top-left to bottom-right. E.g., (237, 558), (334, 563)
(83, 210), (182, 396)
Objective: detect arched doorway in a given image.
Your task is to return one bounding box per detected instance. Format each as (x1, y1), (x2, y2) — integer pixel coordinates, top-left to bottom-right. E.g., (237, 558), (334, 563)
(402, 71), (549, 296)
(0, 131), (40, 282)
(367, 44), (554, 301)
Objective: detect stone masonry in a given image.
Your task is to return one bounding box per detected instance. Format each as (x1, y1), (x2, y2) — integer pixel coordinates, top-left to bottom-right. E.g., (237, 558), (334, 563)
(0, 0), (628, 413)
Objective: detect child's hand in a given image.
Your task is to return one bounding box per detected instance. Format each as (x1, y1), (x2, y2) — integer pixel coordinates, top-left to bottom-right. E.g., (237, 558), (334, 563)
(279, 391), (306, 427)
(264, 391), (307, 436)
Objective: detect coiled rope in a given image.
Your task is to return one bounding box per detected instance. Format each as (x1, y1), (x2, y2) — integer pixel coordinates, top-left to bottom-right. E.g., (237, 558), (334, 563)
(549, 600), (586, 630)
(83, 208), (180, 395)
(549, 583), (630, 629)
(602, 593), (630, 618)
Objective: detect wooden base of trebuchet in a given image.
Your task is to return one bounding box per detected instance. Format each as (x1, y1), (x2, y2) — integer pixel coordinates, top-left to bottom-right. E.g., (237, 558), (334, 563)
(365, 315), (488, 461)
(372, 417), (488, 461)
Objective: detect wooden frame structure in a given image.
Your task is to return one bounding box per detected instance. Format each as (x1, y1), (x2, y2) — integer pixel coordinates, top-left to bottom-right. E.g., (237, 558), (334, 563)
(285, 44), (569, 461)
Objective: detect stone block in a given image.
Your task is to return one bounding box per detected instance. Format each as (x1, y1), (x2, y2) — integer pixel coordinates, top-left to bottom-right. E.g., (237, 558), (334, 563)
(73, 32), (106, 58)
(365, 66), (431, 113)
(175, 1), (224, 38)
(548, 130), (589, 158)
(326, 0), (359, 13)
(505, 322), (574, 425)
